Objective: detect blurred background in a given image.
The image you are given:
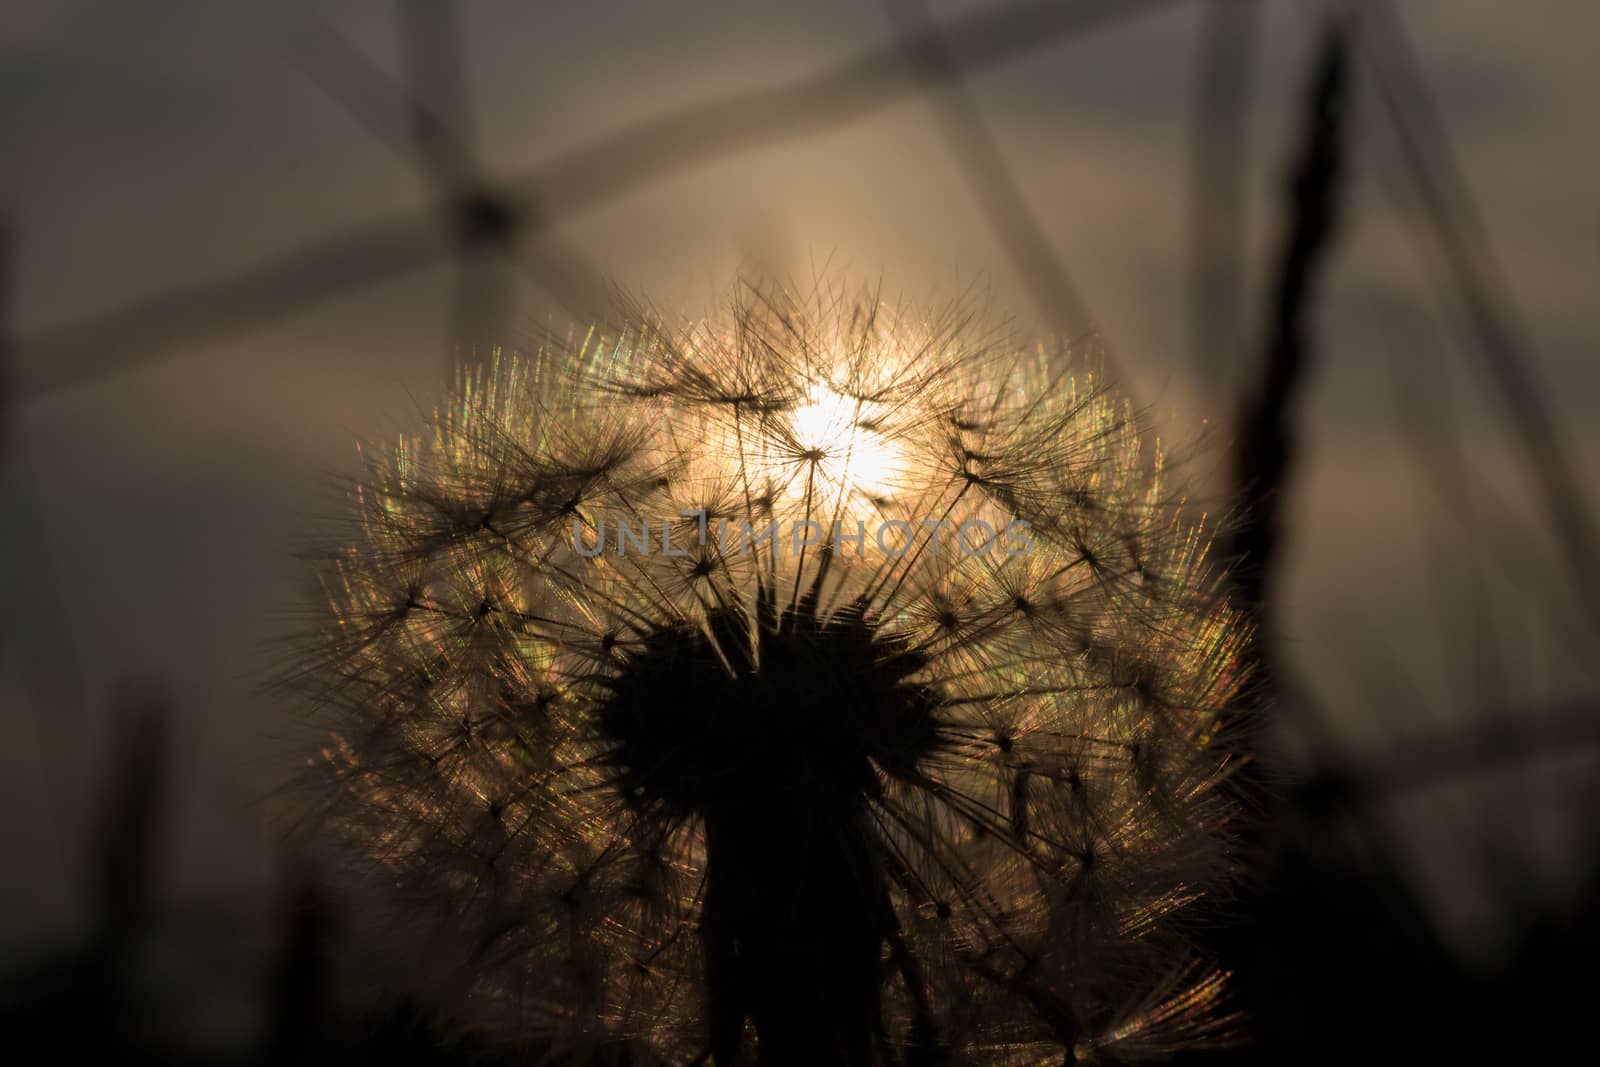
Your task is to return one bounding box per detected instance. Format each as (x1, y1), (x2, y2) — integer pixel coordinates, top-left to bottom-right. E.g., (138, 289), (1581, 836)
(2, 0), (1597, 1060)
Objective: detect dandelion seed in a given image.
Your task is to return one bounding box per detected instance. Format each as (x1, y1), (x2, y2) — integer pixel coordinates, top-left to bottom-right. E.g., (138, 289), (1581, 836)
(289, 281), (1251, 1064)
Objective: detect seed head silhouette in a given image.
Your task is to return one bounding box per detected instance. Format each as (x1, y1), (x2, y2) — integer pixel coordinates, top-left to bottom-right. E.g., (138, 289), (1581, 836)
(296, 282), (1250, 1064)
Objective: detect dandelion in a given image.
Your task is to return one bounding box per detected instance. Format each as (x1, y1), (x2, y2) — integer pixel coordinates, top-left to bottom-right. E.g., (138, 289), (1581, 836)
(290, 281), (1250, 1064)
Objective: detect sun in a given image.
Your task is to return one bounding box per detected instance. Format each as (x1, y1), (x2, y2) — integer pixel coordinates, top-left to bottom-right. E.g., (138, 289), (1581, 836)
(785, 382), (904, 504)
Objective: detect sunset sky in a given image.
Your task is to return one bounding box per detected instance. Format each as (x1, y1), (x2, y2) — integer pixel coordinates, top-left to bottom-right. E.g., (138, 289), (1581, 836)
(3, 0), (1596, 962)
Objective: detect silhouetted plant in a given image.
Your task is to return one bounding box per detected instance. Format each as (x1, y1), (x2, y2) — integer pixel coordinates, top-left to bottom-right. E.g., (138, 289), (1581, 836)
(290, 282), (1249, 1064)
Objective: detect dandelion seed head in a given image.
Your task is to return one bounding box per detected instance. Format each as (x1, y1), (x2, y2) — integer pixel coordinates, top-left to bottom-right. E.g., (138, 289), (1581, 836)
(290, 280), (1251, 1062)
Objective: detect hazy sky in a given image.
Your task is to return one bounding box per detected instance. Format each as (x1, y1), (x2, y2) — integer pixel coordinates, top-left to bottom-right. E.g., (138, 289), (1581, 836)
(3, 0), (1597, 960)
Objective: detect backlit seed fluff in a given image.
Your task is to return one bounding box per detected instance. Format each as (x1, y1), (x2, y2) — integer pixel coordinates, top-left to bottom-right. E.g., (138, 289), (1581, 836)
(292, 283), (1252, 1064)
